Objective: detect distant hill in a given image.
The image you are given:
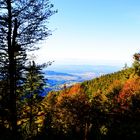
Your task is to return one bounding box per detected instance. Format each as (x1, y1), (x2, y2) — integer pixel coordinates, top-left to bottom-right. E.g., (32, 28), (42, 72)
(43, 70), (82, 94)
(47, 67), (133, 97)
(44, 70), (75, 77)
(81, 67), (133, 95)
(43, 65), (123, 95)
(45, 64), (121, 74)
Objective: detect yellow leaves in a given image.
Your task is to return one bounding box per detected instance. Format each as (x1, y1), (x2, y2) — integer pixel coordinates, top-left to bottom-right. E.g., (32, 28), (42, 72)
(100, 94), (108, 102)
(100, 125), (108, 135)
(92, 90), (108, 105)
(17, 118), (29, 126)
(106, 80), (123, 96)
(17, 120), (22, 125)
(57, 93), (64, 103)
(35, 118), (43, 124)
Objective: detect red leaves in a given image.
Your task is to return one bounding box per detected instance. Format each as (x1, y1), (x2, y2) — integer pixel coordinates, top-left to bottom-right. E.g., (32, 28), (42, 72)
(105, 77), (140, 114)
(118, 77), (140, 107)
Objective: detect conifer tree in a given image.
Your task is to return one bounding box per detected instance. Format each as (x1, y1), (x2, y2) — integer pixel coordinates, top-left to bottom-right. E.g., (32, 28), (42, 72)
(18, 61), (46, 138)
(0, 0), (56, 138)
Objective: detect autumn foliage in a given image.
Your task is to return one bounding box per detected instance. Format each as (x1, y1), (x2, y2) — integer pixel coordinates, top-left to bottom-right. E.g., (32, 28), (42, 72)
(38, 66), (140, 140)
(1, 56), (139, 140)
(118, 77), (140, 109)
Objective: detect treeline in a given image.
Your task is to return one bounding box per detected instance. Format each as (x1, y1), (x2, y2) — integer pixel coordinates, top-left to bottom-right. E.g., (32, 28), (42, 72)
(81, 67), (133, 95)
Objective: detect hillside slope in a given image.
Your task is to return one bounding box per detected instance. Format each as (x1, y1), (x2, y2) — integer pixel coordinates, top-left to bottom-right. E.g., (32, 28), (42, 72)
(17, 66), (140, 140)
(81, 67), (133, 95)
(40, 67), (140, 140)
(52, 67), (133, 96)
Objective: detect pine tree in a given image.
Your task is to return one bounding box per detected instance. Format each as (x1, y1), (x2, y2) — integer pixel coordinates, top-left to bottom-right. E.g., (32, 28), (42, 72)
(0, 42), (26, 130)
(18, 61), (46, 138)
(0, 0), (56, 138)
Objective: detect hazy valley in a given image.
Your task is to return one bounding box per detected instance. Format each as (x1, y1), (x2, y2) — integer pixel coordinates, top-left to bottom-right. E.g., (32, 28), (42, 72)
(43, 65), (121, 93)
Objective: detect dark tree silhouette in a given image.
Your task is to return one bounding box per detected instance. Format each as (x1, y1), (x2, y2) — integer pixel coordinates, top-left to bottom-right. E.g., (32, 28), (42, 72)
(133, 53), (140, 76)
(0, 0), (56, 139)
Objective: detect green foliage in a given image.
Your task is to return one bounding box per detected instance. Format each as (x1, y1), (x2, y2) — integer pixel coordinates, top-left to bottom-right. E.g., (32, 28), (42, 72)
(81, 68), (133, 96)
(17, 61), (46, 139)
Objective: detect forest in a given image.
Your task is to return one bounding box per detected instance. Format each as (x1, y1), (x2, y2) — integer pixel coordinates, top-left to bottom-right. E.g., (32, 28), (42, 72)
(0, 0), (140, 140)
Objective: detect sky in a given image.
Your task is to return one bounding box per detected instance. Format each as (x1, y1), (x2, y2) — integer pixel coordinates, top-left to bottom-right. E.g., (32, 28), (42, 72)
(34, 0), (140, 66)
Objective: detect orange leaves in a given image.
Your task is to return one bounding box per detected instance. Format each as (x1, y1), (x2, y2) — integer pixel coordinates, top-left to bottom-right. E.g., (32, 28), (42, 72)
(118, 77), (140, 107)
(56, 84), (82, 105)
(101, 76), (140, 114)
(121, 77), (140, 95)
(68, 84), (81, 95)
(106, 77), (140, 112)
(41, 70), (140, 137)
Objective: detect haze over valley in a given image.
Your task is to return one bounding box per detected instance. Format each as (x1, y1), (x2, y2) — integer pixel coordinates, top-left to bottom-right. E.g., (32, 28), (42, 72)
(43, 64), (121, 93)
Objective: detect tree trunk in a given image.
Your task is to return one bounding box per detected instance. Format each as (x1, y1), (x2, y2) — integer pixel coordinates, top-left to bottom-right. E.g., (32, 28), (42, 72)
(29, 94), (33, 138)
(84, 123), (93, 140)
(84, 123), (88, 140)
(7, 0), (17, 139)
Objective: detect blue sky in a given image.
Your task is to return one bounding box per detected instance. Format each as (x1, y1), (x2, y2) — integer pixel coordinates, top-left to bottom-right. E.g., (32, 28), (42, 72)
(35, 0), (140, 66)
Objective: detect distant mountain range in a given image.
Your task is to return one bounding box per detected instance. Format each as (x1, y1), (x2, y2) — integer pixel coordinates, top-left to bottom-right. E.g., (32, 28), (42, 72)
(43, 65), (122, 94)
(45, 64), (121, 74)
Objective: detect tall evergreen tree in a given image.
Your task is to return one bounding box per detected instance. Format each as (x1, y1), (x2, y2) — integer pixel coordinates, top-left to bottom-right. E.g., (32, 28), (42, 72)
(0, 0), (56, 138)
(18, 61), (46, 139)
(0, 42), (26, 131)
